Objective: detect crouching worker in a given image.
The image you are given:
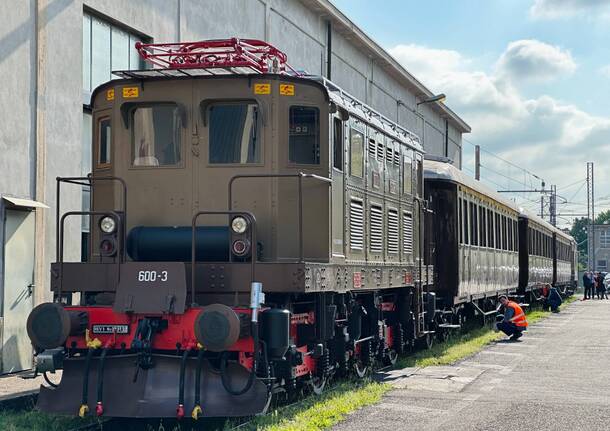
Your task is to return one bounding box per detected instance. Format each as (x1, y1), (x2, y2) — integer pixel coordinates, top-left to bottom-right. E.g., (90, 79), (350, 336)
(547, 285), (562, 313)
(496, 295), (528, 341)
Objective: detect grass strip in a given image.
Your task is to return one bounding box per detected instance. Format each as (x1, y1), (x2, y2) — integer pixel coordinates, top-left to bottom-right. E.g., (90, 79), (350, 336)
(246, 380), (390, 431)
(0, 409), (96, 431)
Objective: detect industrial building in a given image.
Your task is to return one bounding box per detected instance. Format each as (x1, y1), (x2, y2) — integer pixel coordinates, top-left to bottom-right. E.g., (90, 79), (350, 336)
(588, 224), (610, 271)
(0, 0), (470, 373)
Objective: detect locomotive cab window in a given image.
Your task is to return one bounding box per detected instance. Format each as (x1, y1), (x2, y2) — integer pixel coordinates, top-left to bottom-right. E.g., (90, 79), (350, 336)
(98, 117), (111, 166)
(289, 106), (319, 164)
(131, 104), (182, 167)
(208, 102), (261, 164)
(350, 128), (364, 177)
(333, 117), (343, 171)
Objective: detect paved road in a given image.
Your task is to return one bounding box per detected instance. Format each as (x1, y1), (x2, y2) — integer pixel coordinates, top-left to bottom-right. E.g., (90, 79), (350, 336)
(334, 299), (610, 431)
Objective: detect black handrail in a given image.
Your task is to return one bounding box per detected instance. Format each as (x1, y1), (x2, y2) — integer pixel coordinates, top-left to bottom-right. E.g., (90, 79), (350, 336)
(56, 176), (128, 261)
(190, 211), (257, 307)
(228, 172), (332, 262)
(57, 210), (122, 301)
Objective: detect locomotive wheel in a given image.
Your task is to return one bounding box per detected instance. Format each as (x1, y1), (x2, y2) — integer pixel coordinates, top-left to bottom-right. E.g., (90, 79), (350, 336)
(383, 349), (398, 366)
(354, 360), (369, 378)
(418, 333), (433, 350)
(310, 375), (327, 395)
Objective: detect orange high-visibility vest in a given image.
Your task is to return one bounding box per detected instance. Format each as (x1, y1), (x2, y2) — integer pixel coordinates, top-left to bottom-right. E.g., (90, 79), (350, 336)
(507, 301), (528, 327)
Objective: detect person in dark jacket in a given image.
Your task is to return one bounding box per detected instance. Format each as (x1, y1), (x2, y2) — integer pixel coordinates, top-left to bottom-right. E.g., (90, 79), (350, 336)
(547, 285), (562, 312)
(583, 271), (593, 300)
(596, 272), (604, 299)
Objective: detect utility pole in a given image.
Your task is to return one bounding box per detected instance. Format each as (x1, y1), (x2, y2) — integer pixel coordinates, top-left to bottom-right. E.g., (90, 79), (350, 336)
(475, 145), (480, 180)
(550, 185), (557, 226)
(540, 195), (544, 219)
(587, 162), (595, 270)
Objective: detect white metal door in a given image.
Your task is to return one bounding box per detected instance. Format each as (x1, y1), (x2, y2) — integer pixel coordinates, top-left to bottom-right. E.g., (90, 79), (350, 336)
(2, 209), (35, 373)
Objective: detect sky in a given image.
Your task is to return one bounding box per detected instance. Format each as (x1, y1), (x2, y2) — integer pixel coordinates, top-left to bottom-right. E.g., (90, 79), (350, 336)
(331, 0), (610, 229)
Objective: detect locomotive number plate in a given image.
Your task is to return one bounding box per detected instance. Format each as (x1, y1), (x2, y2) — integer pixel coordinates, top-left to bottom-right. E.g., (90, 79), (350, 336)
(92, 324), (129, 335)
(353, 272), (362, 288)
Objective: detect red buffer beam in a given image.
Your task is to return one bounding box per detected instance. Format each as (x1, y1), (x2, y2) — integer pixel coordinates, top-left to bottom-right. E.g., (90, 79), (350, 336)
(135, 38), (301, 76)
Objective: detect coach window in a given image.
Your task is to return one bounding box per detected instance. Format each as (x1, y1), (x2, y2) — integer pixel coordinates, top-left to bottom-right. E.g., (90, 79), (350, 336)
(350, 128), (364, 177)
(131, 105), (182, 167)
(463, 198), (469, 245)
(480, 206), (486, 247)
(494, 213), (500, 250)
(487, 209), (496, 248)
(333, 117), (343, 171)
(289, 106), (320, 164)
(508, 219), (513, 251)
(458, 198), (463, 244)
(98, 117), (111, 166)
(208, 102), (261, 164)
(471, 202), (478, 246)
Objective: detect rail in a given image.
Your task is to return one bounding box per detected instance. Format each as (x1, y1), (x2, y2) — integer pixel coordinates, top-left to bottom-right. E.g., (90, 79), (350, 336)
(57, 211), (122, 301)
(190, 211), (257, 307)
(228, 172), (332, 263)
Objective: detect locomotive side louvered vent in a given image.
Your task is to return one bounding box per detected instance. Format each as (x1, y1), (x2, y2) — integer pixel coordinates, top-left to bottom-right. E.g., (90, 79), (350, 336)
(377, 142), (384, 160)
(370, 205), (383, 253)
(350, 200), (364, 250)
(403, 212), (413, 254)
(388, 209), (399, 254)
(368, 139), (376, 157)
(393, 151), (401, 166)
(386, 147), (393, 164)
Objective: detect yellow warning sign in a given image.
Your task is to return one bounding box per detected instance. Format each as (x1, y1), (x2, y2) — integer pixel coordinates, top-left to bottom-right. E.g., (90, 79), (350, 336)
(106, 89), (115, 101)
(254, 83), (271, 94)
(122, 87), (139, 98)
(279, 84), (295, 96)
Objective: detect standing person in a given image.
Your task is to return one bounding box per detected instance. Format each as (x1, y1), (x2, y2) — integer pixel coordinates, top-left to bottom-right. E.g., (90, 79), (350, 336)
(602, 273), (610, 300)
(596, 272), (604, 299)
(583, 271), (593, 300)
(496, 295), (528, 341)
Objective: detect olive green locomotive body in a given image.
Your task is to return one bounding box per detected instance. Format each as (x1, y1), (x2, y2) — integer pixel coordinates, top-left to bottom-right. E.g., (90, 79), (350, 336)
(33, 68), (434, 419)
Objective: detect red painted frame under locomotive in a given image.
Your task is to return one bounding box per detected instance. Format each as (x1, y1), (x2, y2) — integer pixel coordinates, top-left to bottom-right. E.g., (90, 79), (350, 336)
(63, 303), (395, 380)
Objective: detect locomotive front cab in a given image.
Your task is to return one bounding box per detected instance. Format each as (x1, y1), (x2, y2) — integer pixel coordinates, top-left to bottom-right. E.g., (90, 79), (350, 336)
(88, 75), (331, 273)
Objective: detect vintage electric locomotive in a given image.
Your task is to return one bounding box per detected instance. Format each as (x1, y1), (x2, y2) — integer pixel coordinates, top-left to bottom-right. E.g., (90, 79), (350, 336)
(26, 39), (435, 419)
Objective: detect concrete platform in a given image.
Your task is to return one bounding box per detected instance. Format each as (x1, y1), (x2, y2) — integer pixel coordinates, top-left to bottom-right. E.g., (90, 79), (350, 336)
(0, 371), (61, 402)
(334, 299), (610, 431)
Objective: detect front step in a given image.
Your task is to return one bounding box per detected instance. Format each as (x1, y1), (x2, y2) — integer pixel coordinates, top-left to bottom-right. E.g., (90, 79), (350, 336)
(437, 323), (461, 329)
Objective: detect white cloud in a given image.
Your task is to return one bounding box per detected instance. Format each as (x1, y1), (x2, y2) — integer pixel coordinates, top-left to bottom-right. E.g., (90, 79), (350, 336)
(495, 40), (577, 82)
(599, 64), (610, 78)
(388, 40), (609, 225)
(530, 0), (610, 19)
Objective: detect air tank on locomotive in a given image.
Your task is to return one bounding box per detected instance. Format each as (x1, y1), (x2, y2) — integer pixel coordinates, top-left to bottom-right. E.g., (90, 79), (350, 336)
(260, 308), (290, 360)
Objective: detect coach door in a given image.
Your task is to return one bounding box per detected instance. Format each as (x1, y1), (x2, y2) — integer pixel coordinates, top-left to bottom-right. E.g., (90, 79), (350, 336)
(2, 208), (35, 373)
(331, 116), (346, 258)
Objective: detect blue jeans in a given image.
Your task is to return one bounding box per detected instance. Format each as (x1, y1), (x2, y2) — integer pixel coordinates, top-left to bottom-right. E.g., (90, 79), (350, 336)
(497, 321), (525, 337)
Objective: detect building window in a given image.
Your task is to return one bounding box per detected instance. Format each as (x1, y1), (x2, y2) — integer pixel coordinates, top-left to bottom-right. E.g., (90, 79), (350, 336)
(600, 230), (610, 248)
(597, 259), (607, 269)
(288, 106), (320, 164)
(208, 103), (261, 164)
(83, 12), (145, 95)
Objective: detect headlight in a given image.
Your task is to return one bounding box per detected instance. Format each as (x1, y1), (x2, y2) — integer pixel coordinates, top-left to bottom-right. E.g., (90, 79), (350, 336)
(231, 216), (248, 234)
(99, 216), (116, 233)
